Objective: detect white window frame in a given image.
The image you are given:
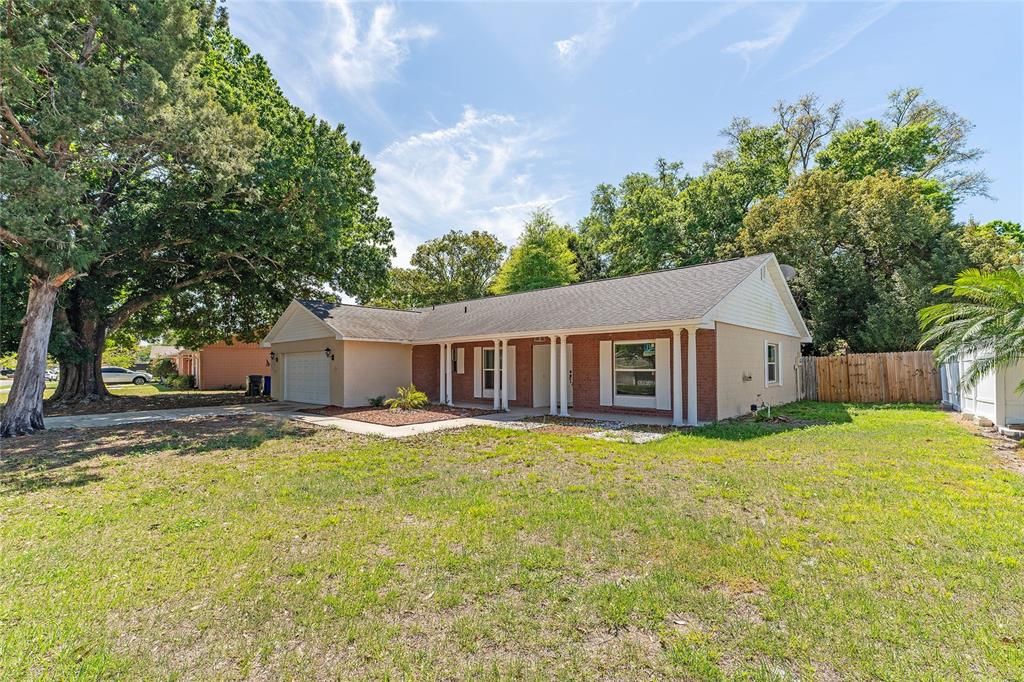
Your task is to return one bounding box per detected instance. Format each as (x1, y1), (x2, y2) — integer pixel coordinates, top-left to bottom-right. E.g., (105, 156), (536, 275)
(764, 340), (781, 387)
(482, 348), (498, 394)
(613, 340), (657, 408)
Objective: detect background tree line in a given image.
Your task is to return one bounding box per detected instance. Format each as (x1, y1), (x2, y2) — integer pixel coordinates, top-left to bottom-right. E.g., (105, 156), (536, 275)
(364, 89), (1020, 355)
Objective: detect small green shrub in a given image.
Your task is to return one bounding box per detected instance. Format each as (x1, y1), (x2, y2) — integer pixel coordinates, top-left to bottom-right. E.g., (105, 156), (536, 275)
(383, 384), (428, 411)
(367, 395), (386, 407)
(151, 358), (178, 380)
(164, 373), (195, 390)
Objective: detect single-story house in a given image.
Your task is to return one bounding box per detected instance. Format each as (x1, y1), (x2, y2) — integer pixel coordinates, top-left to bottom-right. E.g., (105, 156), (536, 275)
(172, 341), (271, 390)
(261, 254), (812, 425)
(940, 354), (1024, 429)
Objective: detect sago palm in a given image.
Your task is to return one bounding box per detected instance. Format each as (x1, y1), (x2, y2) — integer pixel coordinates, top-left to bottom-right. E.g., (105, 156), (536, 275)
(919, 266), (1024, 392)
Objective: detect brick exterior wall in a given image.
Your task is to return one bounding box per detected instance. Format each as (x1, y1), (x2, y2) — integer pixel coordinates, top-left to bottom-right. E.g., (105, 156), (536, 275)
(450, 339), (536, 407)
(412, 345), (440, 401)
(410, 329), (717, 420)
(567, 328), (717, 421)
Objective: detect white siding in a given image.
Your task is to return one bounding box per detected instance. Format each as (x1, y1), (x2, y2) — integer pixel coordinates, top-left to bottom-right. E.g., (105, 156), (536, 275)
(275, 308), (334, 343)
(943, 355), (1024, 427)
(710, 266), (800, 337)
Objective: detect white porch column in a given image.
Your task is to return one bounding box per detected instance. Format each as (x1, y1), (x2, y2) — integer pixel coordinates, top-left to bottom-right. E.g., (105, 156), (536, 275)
(559, 335), (569, 417)
(687, 326), (698, 425)
(549, 335), (558, 416)
(500, 339), (510, 411)
(438, 342), (446, 405)
(445, 343), (454, 405)
(492, 339), (501, 411)
(672, 327), (684, 427)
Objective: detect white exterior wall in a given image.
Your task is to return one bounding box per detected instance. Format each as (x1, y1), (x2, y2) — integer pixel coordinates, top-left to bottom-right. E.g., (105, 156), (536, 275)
(710, 265), (800, 337)
(342, 340), (413, 407)
(941, 354), (1024, 427)
(274, 308), (334, 343)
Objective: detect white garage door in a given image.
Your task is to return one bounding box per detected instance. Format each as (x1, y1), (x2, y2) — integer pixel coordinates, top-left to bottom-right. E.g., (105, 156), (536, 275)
(284, 352), (330, 404)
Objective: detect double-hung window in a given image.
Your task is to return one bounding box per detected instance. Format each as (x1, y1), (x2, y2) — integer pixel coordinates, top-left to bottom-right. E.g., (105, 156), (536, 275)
(765, 342), (780, 386)
(614, 342), (656, 400)
(482, 348), (498, 390)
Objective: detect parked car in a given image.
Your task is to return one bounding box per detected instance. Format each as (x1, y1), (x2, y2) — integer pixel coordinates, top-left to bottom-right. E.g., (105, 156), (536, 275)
(45, 368), (59, 381)
(0, 368), (14, 377)
(101, 366), (153, 385)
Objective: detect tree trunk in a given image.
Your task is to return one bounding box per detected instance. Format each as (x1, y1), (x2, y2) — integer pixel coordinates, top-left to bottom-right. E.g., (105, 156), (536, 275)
(0, 277), (60, 437)
(49, 286), (112, 404)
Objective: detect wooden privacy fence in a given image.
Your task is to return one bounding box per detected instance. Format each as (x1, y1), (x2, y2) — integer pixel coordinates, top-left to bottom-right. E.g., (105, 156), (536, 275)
(798, 351), (941, 403)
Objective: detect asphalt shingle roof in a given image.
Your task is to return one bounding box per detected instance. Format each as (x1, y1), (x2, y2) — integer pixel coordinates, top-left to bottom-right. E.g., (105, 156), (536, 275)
(298, 254), (772, 342)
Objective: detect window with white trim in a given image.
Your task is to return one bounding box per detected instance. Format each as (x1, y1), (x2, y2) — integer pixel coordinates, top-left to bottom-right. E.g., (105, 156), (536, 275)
(482, 348), (498, 390)
(765, 342), (780, 386)
(614, 342), (656, 397)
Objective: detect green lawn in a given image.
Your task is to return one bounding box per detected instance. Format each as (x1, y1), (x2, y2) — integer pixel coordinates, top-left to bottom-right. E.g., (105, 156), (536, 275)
(1, 403), (1021, 679)
(0, 382), (159, 405)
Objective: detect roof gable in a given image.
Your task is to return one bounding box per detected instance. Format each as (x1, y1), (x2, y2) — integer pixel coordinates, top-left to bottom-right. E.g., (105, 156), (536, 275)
(265, 255), (810, 344)
(261, 300), (337, 346)
(705, 255), (811, 341)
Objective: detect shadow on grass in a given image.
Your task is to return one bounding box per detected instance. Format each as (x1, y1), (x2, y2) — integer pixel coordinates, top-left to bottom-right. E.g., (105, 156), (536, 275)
(677, 401), (908, 442)
(0, 415), (312, 494)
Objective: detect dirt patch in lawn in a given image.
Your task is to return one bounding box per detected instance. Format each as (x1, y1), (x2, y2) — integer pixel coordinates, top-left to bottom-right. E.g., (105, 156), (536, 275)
(298, 404), (495, 426)
(40, 391), (271, 417)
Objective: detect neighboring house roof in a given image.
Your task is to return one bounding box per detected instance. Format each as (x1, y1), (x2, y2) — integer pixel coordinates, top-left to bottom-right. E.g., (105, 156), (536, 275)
(263, 254), (811, 345)
(147, 345), (180, 359)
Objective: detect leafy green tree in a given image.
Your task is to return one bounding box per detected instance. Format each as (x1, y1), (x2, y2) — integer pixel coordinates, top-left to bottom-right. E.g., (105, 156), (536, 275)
(575, 160), (689, 277)
(363, 268), (435, 309)
(773, 94), (845, 173)
(738, 170), (964, 352)
(365, 230), (505, 308)
(817, 87), (990, 208)
(920, 266), (1024, 393)
(492, 209), (578, 294)
(1, 0), (256, 435)
(46, 28), (393, 404)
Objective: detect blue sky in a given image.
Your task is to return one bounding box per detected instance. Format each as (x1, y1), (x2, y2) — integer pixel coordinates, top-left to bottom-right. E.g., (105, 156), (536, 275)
(227, 1), (1023, 266)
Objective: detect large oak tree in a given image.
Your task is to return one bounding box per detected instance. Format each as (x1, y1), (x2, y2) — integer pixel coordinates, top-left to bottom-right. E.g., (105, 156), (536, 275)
(48, 28), (394, 403)
(0, 0), (256, 436)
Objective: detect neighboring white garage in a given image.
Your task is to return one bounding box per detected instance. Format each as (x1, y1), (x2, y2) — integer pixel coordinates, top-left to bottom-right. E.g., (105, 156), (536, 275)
(284, 352), (330, 404)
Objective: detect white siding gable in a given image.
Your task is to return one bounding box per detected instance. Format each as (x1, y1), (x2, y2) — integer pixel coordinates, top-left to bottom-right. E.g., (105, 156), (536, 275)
(709, 265), (800, 337)
(273, 306), (335, 343)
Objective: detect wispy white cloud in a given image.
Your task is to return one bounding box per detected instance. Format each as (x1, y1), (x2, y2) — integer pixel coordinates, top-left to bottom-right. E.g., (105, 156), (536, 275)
(374, 107), (570, 266)
(226, 0), (433, 120)
(723, 5), (804, 76)
(554, 3), (637, 69)
(657, 2), (747, 52)
(325, 0), (436, 90)
(787, 2), (898, 77)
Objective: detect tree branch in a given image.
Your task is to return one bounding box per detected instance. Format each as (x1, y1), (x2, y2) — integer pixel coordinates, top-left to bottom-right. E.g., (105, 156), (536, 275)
(0, 88), (46, 161)
(105, 268), (230, 333)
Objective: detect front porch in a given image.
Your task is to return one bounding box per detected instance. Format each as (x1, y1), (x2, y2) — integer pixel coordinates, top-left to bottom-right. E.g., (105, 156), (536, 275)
(415, 326), (717, 427)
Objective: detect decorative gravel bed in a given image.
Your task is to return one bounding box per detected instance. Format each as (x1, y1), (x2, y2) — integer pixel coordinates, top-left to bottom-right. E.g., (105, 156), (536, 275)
(520, 415), (679, 442)
(298, 404), (496, 426)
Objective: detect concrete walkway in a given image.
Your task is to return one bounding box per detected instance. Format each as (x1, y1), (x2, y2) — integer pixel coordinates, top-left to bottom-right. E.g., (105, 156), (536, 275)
(43, 401), (678, 439)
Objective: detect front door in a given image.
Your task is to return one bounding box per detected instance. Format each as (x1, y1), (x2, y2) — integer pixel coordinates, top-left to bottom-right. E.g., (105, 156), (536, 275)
(532, 344), (572, 407)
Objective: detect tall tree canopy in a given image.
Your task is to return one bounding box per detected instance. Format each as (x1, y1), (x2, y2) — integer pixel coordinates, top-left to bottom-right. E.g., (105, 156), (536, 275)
(1, 0), (256, 435)
(736, 170), (1007, 353)
(492, 209), (578, 295)
(365, 230), (505, 308)
(48, 27), (394, 402)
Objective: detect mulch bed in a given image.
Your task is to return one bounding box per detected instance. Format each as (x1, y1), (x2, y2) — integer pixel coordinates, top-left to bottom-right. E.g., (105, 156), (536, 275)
(298, 404), (495, 426)
(41, 392), (272, 417)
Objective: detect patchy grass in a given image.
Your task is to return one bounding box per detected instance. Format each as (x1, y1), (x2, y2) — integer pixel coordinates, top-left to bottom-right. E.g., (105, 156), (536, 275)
(0, 403), (1021, 679)
(0, 383), (265, 415)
